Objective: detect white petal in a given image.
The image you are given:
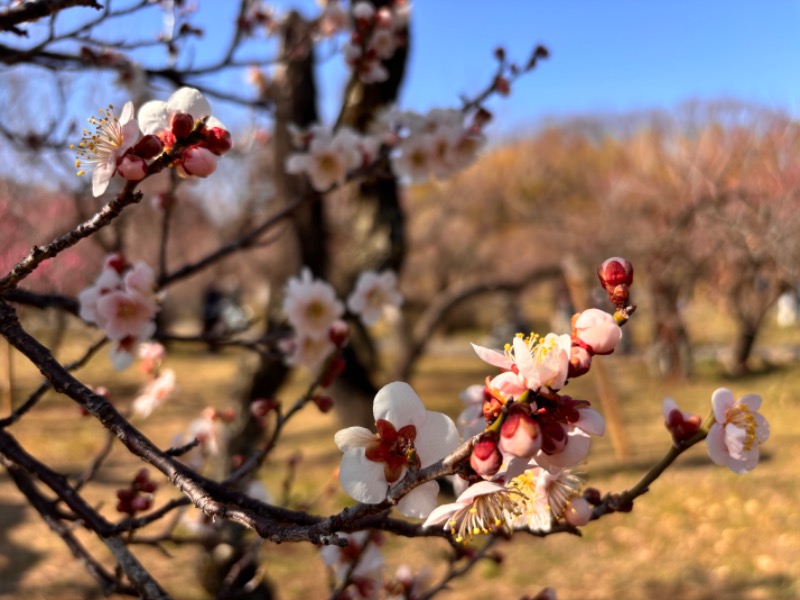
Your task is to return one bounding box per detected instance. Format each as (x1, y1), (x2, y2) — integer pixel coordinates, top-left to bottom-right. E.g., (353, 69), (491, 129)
(471, 343), (513, 370)
(119, 101), (135, 124)
(334, 426), (375, 452)
(416, 410), (459, 468)
(166, 87), (211, 121)
(138, 100), (169, 135)
(739, 393), (763, 413)
(705, 423), (728, 466)
(422, 501), (461, 528)
(92, 162), (115, 197)
(576, 407), (605, 436)
(397, 480), (439, 518)
(754, 413), (770, 444)
(373, 382), (426, 428)
(456, 480), (506, 502)
(537, 429), (591, 471)
(338, 448), (388, 504)
(711, 388), (734, 423)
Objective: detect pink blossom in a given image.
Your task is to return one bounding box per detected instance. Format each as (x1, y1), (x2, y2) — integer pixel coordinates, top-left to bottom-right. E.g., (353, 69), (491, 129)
(457, 384), (487, 439)
(95, 290), (158, 341)
(286, 126), (363, 191)
(319, 531), (383, 599)
(335, 382), (459, 518)
(706, 388), (770, 474)
(572, 308), (622, 355)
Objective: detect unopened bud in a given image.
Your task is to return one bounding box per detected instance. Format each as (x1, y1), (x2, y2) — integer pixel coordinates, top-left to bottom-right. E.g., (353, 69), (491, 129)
(205, 127), (233, 155)
(597, 257), (633, 289)
(329, 320), (350, 348)
(499, 407), (542, 458)
(493, 76), (511, 96)
(180, 145), (218, 177)
(320, 354), (346, 388)
(251, 398), (278, 418)
(568, 346), (592, 378)
(564, 496), (591, 526)
(312, 394), (334, 413)
(117, 154), (147, 181)
(170, 112), (195, 140)
(469, 435), (502, 477)
(132, 134), (165, 159)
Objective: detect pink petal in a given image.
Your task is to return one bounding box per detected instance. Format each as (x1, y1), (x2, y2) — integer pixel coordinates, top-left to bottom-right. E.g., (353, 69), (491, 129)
(739, 393), (763, 413)
(471, 343), (513, 370)
(576, 407), (605, 436)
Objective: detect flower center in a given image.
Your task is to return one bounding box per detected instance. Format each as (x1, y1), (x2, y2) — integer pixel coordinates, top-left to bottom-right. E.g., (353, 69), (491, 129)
(728, 405), (758, 451)
(71, 105), (125, 175)
(364, 419), (417, 483)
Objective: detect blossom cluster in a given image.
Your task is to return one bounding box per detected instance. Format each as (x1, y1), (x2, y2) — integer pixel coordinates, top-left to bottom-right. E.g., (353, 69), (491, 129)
(78, 254), (160, 370)
(281, 267), (403, 371)
(332, 257), (771, 548)
(342, 1), (409, 83)
(286, 106), (488, 192)
(73, 87), (232, 197)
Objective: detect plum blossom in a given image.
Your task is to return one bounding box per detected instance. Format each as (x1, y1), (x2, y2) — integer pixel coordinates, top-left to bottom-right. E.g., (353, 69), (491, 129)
(280, 332), (337, 372)
(662, 397), (702, 445)
(706, 388), (770, 474)
(334, 382), (459, 518)
(473, 332), (571, 398)
(423, 480), (516, 543)
(79, 256), (160, 370)
(320, 530), (383, 599)
(457, 384), (488, 439)
(347, 270), (403, 326)
(283, 267), (344, 338)
(132, 368), (176, 419)
(286, 126), (364, 191)
(138, 87), (232, 178)
(572, 308), (622, 355)
(72, 102), (142, 197)
(508, 467), (588, 532)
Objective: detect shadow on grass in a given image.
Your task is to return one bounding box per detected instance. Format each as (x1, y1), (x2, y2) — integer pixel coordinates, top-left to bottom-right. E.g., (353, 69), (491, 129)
(0, 496), (42, 597)
(643, 571), (795, 600)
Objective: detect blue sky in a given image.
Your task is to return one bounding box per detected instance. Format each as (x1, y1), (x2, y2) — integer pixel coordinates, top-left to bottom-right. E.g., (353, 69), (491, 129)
(212, 1), (800, 138)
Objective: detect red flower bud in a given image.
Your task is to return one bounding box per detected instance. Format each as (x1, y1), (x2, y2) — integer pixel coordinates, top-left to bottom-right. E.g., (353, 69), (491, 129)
(597, 257), (633, 289)
(170, 112), (195, 140)
(205, 127), (233, 155)
(132, 134), (165, 159)
(470, 435), (502, 477)
(312, 394), (334, 413)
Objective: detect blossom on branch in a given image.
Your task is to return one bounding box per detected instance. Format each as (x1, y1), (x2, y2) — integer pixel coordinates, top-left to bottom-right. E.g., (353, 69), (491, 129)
(78, 255), (160, 370)
(706, 388), (770, 474)
(334, 382), (459, 518)
(72, 102), (142, 197)
(346, 269), (403, 326)
(138, 86), (232, 178)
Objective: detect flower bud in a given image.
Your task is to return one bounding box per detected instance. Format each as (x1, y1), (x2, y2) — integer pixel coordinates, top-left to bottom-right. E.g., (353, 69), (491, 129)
(170, 112), (195, 140)
(329, 319), (350, 348)
(117, 154), (147, 181)
(564, 496), (591, 526)
(470, 436), (502, 477)
(572, 308), (622, 355)
(499, 408), (542, 458)
(662, 398), (702, 444)
(251, 398), (278, 418)
(568, 346), (592, 378)
(493, 76), (511, 96)
(205, 127), (233, 155)
(312, 394), (334, 413)
(130, 495), (153, 513)
(132, 134), (165, 160)
(180, 146), (218, 177)
(597, 257), (633, 305)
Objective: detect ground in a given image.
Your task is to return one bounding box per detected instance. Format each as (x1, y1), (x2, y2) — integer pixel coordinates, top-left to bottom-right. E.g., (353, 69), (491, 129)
(0, 298), (798, 599)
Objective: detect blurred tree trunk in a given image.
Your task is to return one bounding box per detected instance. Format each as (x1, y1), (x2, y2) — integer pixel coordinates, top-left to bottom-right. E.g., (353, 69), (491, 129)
(649, 278), (692, 380)
(327, 0), (410, 428)
(199, 12), (320, 599)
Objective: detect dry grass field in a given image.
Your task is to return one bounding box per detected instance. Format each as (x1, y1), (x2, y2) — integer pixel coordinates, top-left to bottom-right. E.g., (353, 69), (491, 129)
(1, 298), (798, 600)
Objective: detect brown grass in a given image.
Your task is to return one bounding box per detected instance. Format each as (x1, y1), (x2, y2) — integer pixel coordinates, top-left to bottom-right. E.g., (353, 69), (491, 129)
(1, 302), (798, 600)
